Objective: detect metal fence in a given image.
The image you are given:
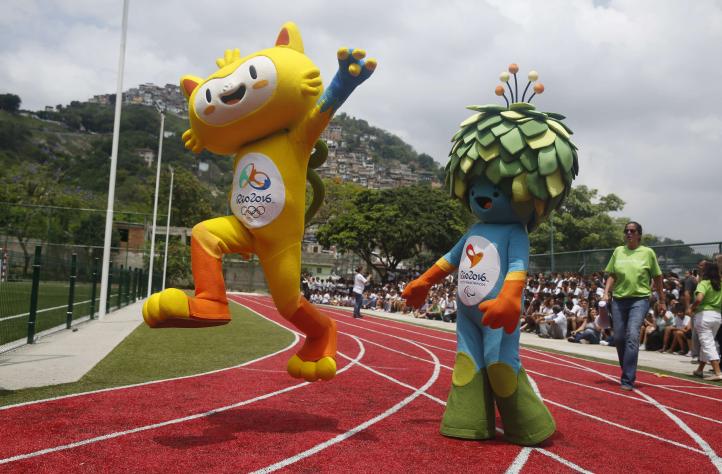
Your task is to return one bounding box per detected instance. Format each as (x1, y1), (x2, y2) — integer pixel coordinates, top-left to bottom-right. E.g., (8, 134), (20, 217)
(0, 245), (147, 351)
(530, 242), (722, 275)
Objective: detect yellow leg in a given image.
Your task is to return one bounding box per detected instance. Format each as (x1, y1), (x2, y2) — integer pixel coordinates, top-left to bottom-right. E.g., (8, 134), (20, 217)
(258, 242), (337, 382)
(142, 216), (254, 328)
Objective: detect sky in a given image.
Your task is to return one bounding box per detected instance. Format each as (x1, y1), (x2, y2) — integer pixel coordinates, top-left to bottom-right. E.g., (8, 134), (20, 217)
(1, 0), (721, 244)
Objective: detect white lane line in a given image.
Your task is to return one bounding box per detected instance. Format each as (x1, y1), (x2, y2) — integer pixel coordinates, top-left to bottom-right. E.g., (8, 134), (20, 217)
(527, 369), (722, 427)
(526, 348), (722, 471)
(335, 351), (448, 406)
(524, 347), (722, 393)
(329, 300), (713, 466)
(250, 336), (442, 474)
(352, 335), (453, 370)
(0, 333), (366, 466)
(250, 294), (721, 393)
(505, 447), (533, 474)
(534, 449), (594, 474)
(246, 296), (704, 473)
(542, 399), (703, 454)
(655, 385), (722, 390)
(0, 300), (300, 411)
(320, 305), (457, 343)
(245, 301), (592, 474)
(0, 298), (96, 321)
(524, 350), (722, 403)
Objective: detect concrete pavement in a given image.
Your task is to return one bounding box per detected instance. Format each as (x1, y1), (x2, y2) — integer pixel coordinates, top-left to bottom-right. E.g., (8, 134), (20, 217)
(0, 301), (144, 390)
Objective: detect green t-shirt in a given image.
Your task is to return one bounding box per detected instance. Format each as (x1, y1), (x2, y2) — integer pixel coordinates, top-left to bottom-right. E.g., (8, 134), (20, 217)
(695, 280), (722, 313)
(605, 245), (662, 299)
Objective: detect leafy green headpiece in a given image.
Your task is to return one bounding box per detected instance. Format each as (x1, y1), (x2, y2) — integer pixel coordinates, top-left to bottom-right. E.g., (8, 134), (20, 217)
(445, 64), (578, 231)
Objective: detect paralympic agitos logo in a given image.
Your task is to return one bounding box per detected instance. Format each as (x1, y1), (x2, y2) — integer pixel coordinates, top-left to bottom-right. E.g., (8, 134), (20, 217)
(238, 163), (271, 191)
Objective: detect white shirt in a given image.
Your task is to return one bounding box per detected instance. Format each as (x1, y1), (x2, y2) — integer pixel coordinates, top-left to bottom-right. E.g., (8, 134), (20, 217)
(674, 314), (690, 329)
(546, 311), (568, 333)
(353, 273), (368, 295)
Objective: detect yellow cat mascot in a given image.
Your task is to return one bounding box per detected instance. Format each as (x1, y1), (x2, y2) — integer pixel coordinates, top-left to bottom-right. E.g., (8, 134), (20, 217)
(142, 22), (376, 382)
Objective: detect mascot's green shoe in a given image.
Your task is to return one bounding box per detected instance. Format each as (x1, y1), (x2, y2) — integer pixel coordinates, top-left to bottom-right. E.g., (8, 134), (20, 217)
(493, 367), (556, 446)
(440, 354), (495, 440)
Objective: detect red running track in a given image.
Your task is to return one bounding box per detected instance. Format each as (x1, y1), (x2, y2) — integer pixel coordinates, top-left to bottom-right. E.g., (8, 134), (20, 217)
(1, 294), (721, 473)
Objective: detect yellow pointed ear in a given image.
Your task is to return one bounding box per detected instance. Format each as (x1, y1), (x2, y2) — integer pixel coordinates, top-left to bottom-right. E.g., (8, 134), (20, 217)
(275, 21), (304, 53)
(180, 75), (203, 99)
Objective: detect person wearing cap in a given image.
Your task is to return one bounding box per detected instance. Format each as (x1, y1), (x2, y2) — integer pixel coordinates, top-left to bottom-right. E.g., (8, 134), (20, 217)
(603, 221), (665, 391)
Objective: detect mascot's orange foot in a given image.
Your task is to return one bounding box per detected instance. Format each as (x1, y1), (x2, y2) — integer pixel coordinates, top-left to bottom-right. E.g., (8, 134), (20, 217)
(286, 319), (338, 382)
(142, 288), (231, 328)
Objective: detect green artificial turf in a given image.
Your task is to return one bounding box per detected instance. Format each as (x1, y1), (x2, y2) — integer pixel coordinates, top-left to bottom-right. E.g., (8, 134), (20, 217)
(0, 280), (123, 345)
(0, 301), (294, 407)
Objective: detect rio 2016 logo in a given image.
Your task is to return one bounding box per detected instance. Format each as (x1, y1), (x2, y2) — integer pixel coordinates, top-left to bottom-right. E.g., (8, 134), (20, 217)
(238, 163), (271, 191)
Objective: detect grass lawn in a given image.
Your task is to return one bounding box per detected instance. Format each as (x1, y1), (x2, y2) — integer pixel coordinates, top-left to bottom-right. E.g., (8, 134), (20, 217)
(0, 301), (294, 407)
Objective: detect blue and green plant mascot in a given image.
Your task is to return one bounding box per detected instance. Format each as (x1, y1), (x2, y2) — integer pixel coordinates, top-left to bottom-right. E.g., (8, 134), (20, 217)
(403, 64), (578, 445)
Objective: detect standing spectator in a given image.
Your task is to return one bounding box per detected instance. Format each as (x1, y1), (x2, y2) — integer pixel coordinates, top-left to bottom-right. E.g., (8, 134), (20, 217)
(603, 221), (665, 391)
(352, 266), (370, 319)
(689, 262), (722, 381)
(683, 262), (705, 361)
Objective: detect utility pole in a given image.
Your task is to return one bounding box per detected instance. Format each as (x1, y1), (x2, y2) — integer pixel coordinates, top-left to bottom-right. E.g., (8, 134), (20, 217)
(147, 106), (165, 296)
(550, 211), (555, 273)
(161, 167), (174, 291)
(99, 0), (129, 319)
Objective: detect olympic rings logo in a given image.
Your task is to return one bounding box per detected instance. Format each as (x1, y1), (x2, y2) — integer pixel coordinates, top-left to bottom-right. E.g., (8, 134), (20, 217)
(238, 163), (271, 191)
(240, 205), (265, 218)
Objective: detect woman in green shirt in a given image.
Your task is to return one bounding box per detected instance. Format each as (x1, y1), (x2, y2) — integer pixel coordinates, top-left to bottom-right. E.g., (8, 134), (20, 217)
(603, 222), (665, 391)
(689, 262), (722, 381)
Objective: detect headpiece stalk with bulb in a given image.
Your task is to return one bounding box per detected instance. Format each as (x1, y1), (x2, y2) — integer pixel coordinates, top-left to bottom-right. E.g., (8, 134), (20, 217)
(496, 63), (543, 108)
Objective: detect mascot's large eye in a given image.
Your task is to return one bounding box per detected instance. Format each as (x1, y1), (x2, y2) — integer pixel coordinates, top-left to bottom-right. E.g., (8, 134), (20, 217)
(493, 192), (500, 198)
(249, 65), (257, 79)
(205, 89), (212, 103)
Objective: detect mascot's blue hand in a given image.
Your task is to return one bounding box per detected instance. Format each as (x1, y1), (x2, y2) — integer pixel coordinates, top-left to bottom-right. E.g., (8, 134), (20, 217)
(319, 48), (377, 113)
(336, 48), (377, 86)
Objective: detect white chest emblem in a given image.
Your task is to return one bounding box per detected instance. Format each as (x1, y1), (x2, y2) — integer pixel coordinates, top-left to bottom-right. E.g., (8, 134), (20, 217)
(230, 153), (285, 228)
(457, 235), (501, 306)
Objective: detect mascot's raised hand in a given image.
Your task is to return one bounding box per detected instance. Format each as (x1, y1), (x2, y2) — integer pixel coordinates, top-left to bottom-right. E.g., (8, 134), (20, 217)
(403, 64), (578, 446)
(142, 22), (376, 383)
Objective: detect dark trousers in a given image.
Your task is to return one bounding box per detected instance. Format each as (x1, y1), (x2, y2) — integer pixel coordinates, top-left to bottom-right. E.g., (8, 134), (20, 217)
(353, 292), (363, 318)
(611, 297), (649, 387)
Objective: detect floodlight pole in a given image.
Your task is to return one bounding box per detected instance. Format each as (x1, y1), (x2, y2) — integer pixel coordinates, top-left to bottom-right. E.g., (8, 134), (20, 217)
(98, 0), (129, 319)
(550, 211), (555, 273)
(161, 166), (174, 291)
(147, 108), (165, 296)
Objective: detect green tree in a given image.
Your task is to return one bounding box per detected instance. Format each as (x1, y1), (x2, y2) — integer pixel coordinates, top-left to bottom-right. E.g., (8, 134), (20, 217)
(0, 119), (31, 152)
(0, 94), (21, 113)
(149, 238), (192, 288)
(158, 167), (214, 228)
(72, 213), (120, 248)
(0, 164), (82, 275)
(306, 178), (363, 228)
(529, 185), (626, 254)
(316, 185), (466, 280)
